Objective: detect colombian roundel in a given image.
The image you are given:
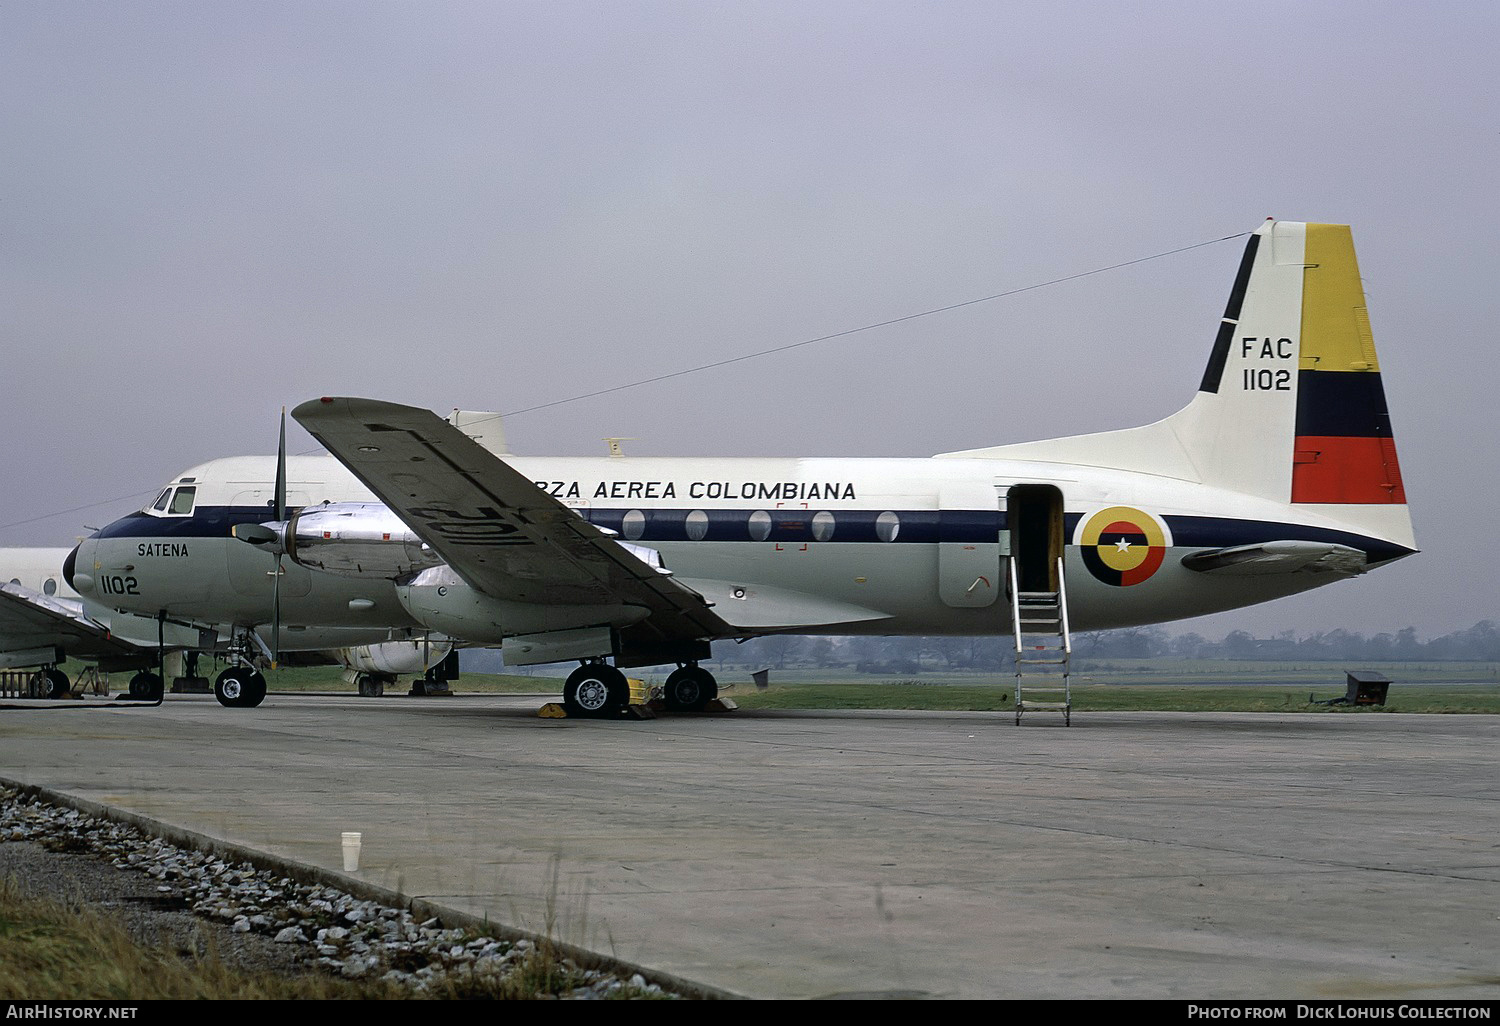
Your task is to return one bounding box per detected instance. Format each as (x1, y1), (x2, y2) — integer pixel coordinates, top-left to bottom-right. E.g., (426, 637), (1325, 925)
(1076, 506), (1171, 587)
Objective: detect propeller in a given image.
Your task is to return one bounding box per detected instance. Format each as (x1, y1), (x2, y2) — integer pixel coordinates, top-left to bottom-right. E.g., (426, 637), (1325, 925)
(227, 408), (290, 670)
(271, 407), (286, 668)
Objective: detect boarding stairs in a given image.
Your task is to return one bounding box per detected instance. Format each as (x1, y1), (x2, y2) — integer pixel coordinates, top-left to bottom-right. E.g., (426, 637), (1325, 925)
(1008, 556), (1072, 726)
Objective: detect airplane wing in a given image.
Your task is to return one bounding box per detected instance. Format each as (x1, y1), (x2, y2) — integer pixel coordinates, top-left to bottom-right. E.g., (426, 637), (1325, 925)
(0, 583), (153, 668)
(292, 397), (736, 643)
(1180, 541), (1367, 577)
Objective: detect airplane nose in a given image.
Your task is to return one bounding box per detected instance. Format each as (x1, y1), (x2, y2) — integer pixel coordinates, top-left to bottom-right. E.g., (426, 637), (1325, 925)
(63, 542), (83, 592)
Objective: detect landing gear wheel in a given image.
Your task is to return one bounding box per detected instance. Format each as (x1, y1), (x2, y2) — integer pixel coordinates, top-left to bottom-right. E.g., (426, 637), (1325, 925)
(563, 664), (628, 718)
(129, 671), (163, 701)
(214, 667), (263, 708)
(243, 671), (267, 708)
(663, 665), (717, 712)
(37, 667), (69, 699)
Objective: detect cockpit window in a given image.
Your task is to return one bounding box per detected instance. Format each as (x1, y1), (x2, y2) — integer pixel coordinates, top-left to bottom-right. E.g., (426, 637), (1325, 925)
(147, 486), (197, 517)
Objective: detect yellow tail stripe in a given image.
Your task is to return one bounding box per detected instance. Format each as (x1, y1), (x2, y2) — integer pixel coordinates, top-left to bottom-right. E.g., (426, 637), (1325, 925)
(1300, 223), (1380, 373)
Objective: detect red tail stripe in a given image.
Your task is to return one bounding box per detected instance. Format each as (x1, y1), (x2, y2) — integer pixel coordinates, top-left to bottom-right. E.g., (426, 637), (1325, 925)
(1291, 435), (1406, 504)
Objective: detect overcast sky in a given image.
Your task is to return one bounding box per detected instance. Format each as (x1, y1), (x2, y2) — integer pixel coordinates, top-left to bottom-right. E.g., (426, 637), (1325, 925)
(2, 1), (1494, 638)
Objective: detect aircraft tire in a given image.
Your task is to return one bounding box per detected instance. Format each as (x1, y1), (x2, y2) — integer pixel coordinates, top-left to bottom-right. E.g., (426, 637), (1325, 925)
(129, 671), (164, 702)
(214, 668), (252, 708)
(563, 665), (626, 718)
(663, 666), (717, 712)
(606, 672), (630, 711)
(243, 671), (267, 708)
(37, 667), (69, 699)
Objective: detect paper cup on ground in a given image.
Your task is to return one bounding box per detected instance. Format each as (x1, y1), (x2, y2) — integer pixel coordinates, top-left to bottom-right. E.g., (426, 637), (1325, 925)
(341, 831), (362, 872)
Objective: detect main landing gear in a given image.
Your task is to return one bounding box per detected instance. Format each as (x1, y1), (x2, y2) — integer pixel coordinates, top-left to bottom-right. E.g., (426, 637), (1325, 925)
(127, 670), (163, 701)
(356, 673), (392, 697)
(558, 660), (721, 718)
(663, 663), (718, 712)
(562, 661), (630, 718)
(33, 666), (69, 699)
(213, 666), (266, 708)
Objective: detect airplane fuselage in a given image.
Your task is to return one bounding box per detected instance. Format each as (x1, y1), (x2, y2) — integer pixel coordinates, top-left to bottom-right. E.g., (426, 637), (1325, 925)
(69, 450), (1411, 651)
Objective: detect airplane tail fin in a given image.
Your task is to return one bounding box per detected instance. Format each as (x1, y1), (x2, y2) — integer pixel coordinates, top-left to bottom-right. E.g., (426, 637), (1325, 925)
(941, 220), (1414, 552)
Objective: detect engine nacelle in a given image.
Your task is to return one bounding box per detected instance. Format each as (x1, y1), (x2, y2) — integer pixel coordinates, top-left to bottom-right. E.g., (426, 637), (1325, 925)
(395, 564), (650, 644)
(283, 502), (442, 578)
(336, 638), (455, 676)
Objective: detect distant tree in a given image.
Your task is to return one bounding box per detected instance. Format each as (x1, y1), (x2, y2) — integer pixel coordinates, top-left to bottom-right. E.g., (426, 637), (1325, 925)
(1171, 632), (1207, 658)
(806, 638), (837, 667)
(928, 636), (969, 668)
(1221, 630), (1258, 659)
(758, 634), (803, 669)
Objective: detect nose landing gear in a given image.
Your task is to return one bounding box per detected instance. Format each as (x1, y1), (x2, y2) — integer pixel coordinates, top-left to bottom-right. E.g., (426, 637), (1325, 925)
(211, 631), (268, 708)
(213, 666), (267, 708)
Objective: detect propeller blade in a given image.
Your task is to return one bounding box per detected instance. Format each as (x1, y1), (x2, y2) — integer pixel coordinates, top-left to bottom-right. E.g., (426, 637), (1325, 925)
(271, 407), (287, 669)
(272, 556), (281, 669)
(275, 406), (287, 523)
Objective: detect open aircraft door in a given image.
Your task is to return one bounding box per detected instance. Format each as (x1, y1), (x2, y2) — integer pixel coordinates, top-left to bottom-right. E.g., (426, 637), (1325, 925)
(1005, 484), (1065, 595)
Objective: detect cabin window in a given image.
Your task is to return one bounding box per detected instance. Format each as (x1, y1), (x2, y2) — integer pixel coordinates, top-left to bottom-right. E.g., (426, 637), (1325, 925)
(811, 511), (835, 542)
(748, 510), (772, 541)
(43, 578), (57, 596)
(621, 509), (646, 541)
(875, 511), (900, 543)
(685, 510), (709, 541)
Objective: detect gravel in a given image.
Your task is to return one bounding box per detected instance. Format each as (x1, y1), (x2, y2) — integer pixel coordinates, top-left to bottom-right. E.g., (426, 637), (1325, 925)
(0, 786), (679, 999)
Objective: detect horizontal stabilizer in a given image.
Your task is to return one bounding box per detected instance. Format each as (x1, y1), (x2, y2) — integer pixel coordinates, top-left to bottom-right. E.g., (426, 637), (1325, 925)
(1180, 540), (1367, 577)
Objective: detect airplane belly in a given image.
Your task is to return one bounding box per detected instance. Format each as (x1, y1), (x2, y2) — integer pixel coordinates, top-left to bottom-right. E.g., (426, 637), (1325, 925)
(663, 537), (1336, 637)
(661, 540), (945, 629)
(1064, 550), (1334, 631)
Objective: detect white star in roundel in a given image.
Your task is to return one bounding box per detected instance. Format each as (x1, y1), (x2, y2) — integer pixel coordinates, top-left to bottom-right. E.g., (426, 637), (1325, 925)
(1114, 537), (1132, 553)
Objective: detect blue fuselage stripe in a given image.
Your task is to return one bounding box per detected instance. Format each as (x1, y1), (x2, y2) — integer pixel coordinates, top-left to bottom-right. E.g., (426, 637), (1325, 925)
(93, 505), (1414, 564)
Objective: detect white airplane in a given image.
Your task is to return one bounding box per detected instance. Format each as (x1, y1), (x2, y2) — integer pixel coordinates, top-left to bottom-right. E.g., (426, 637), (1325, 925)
(0, 544), (454, 702)
(41, 219), (1410, 718)
(0, 547), (154, 698)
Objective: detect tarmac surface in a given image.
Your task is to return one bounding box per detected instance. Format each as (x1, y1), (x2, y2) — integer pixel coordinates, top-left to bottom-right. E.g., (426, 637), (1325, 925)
(2, 692), (1497, 1000)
